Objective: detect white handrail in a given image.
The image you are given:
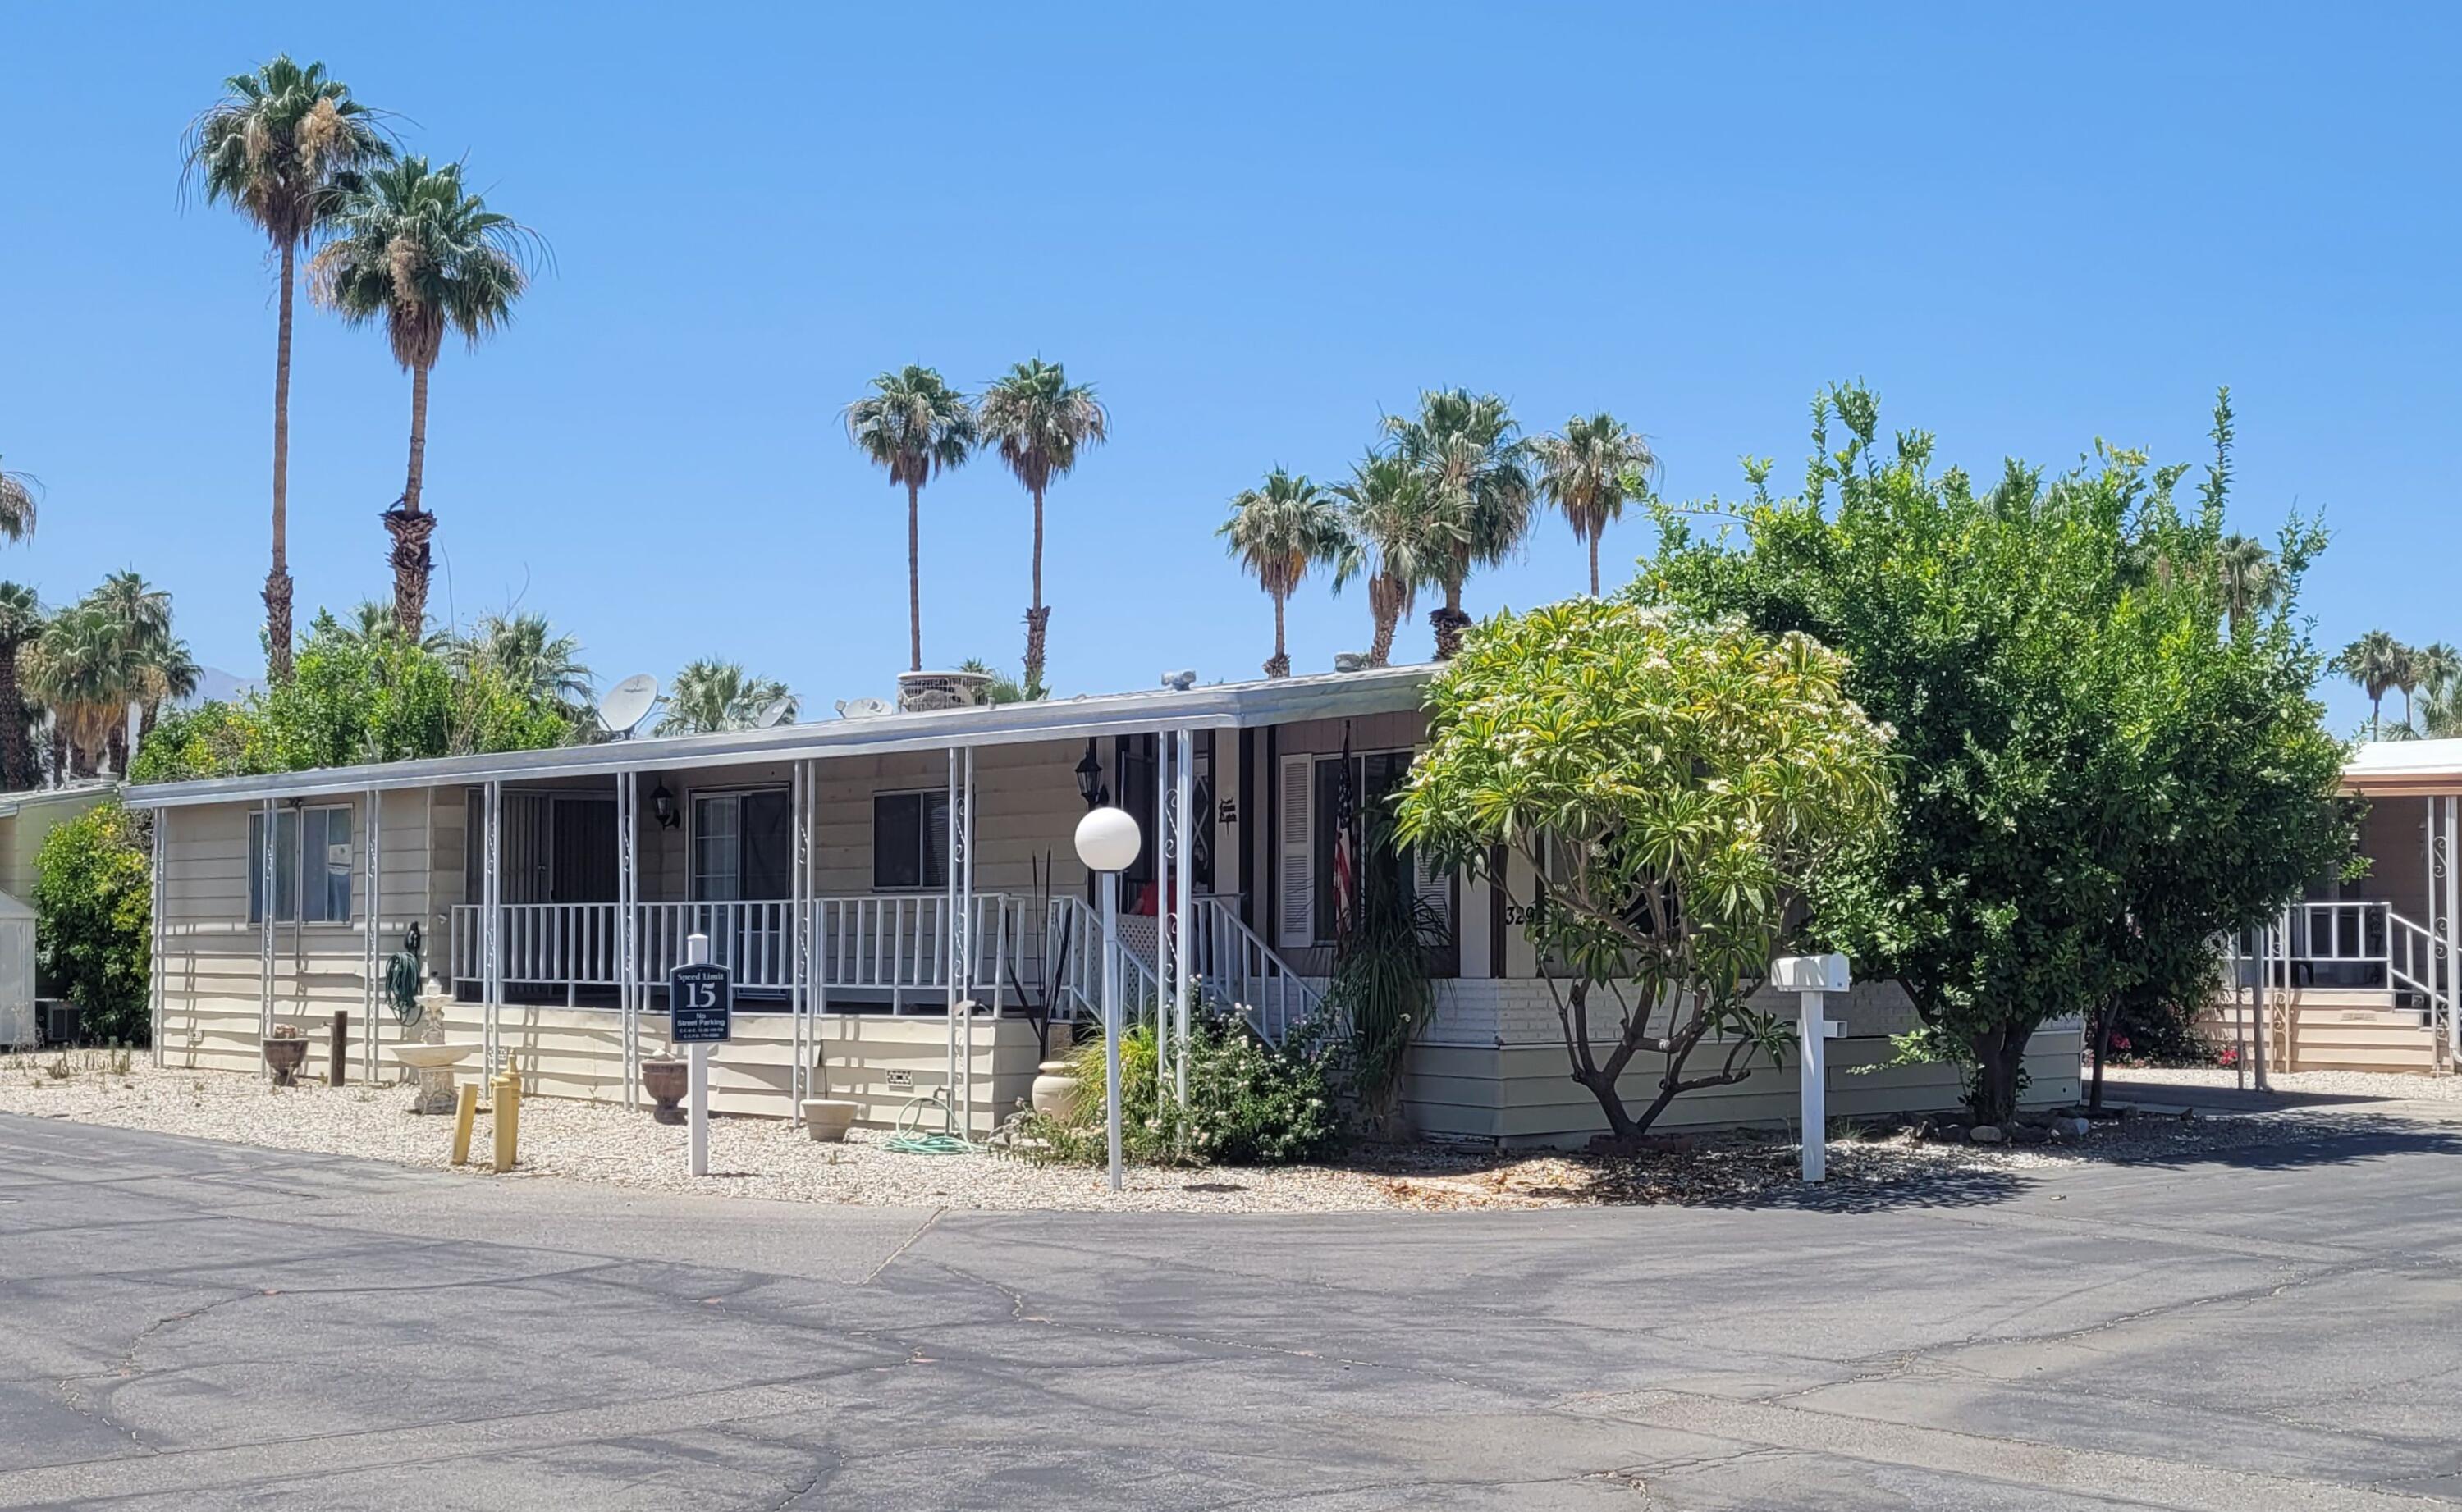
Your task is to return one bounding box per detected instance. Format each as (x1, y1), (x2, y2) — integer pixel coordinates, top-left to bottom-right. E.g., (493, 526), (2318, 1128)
(1046, 895), (1160, 1027)
(1191, 896), (1325, 1046)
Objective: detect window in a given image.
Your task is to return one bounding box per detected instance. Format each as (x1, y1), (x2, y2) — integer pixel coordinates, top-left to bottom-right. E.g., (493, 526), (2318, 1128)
(1312, 751), (1414, 943)
(692, 790), (793, 900)
(249, 805), (352, 923)
(872, 791), (951, 889)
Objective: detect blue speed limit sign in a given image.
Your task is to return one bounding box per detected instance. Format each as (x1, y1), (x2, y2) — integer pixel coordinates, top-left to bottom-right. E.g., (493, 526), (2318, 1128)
(667, 962), (734, 1043)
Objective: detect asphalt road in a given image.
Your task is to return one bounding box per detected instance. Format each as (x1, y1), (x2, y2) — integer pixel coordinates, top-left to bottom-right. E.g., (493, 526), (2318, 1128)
(6, 1108), (2462, 1510)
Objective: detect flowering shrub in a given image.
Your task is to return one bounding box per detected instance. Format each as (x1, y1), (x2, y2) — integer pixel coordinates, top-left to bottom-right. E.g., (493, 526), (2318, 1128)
(999, 1000), (1343, 1167)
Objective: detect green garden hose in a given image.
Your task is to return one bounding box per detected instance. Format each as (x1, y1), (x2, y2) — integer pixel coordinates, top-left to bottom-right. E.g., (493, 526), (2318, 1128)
(882, 1090), (972, 1156)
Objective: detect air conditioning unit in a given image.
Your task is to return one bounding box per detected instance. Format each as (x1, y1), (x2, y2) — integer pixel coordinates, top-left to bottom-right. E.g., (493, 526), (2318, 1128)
(39, 1000), (80, 1047)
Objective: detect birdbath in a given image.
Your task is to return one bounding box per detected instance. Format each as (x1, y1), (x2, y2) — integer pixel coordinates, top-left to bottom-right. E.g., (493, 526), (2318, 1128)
(388, 1036), (480, 1114)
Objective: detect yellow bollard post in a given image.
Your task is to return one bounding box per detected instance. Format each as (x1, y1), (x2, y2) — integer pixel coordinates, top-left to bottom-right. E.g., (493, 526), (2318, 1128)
(492, 1071), (520, 1174)
(450, 1082), (478, 1166)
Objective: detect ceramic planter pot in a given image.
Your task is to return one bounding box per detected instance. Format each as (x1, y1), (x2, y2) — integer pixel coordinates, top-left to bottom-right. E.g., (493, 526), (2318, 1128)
(800, 1099), (858, 1142)
(641, 1057), (688, 1124)
(263, 1037), (309, 1087)
(1030, 1061), (1082, 1119)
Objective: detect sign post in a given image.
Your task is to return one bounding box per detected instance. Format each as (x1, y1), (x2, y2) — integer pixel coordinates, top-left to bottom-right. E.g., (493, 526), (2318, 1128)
(1771, 953), (1851, 1183)
(668, 932), (733, 1178)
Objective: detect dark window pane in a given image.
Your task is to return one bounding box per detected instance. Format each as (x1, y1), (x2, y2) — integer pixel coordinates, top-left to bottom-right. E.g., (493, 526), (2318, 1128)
(740, 791), (793, 898)
(922, 791), (950, 889)
(872, 793), (920, 889)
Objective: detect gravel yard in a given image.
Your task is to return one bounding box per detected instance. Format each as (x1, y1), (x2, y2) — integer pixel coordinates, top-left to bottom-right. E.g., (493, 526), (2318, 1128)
(1, 1053), (2437, 1213)
(2105, 1063), (2462, 1103)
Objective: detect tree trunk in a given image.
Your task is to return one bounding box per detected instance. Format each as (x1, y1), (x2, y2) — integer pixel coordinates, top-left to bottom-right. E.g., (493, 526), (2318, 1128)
(2088, 1003), (2117, 1112)
(0, 643), (24, 790)
(1265, 591), (1290, 679)
(1023, 482), (1050, 697)
(1429, 578), (1472, 660)
(386, 363), (437, 638)
(1366, 575), (1398, 668)
(1588, 532), (1601, 597)
(48, 724), (66, 787)
(1966, 1023), (2030, 1125)
(907, 477), (924, 673)
(265, 238), (298, 684)
(106, 719), (127, 779)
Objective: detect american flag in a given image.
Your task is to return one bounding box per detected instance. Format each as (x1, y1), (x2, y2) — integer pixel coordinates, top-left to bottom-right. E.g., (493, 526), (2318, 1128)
(1331, 725), (1357, 942)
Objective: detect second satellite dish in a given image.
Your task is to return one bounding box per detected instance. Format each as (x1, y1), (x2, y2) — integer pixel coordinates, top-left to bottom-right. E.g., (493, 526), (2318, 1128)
(755, 695), (796, 729)
(598, 674), (658, 738)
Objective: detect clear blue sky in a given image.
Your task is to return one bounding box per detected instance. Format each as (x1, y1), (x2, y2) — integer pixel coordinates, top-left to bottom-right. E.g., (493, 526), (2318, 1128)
(1, 3), (2451, 730)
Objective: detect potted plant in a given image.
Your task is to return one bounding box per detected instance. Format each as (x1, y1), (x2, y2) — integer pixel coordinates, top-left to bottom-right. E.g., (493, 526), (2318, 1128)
(263, 1023), (309, 1087)
(640, 1054), (688, 1124)
(799, 1050), (858, 1142)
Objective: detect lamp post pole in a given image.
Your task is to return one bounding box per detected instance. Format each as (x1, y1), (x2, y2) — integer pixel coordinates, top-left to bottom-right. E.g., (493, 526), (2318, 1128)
(1074, 806), (1142, 1195)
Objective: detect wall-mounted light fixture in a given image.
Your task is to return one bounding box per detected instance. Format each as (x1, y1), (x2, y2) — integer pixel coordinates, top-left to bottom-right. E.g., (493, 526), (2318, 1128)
(650, 781), (679, 830)
(1074, 740), (1108, 809)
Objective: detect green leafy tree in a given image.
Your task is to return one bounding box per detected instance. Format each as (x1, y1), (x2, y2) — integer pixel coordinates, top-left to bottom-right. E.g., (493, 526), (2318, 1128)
(312, 157), (540, 637)
(977, 359), (1108, 697)
(447, 611), (593, 713)
(130, 611), (570, 783)
(1382, 389), (1534, 658)
(185, 56), (392, 682)
(846, 366), (977, 673)
(1218, 469), (1346, 679)
(1332, 451), (1445, 668)
(33, 801), (154, 1044)
(656, 659), (794, 735)
(1398, 599), (1892, 1138)
(1532, 411), (1658, 596)
(1645, 384), (2347, 1124)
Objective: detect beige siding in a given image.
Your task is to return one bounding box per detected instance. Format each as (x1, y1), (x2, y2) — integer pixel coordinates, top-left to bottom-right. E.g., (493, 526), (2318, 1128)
(1404, 1026), (2084, 1148)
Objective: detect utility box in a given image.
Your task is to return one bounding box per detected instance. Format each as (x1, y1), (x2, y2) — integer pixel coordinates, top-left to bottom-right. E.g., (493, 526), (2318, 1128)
(0, 891), (36, 1048)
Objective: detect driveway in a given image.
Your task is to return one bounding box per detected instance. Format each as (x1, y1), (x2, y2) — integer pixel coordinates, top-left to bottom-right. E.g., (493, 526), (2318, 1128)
(4, 1108), (2460, 1510)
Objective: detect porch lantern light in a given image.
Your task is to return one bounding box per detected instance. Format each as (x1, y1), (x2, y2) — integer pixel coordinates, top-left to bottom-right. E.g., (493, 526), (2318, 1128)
(649, 781), (679, 830)
(1073, 805), (1142, 1193)
(1074, 741), (1108, 809)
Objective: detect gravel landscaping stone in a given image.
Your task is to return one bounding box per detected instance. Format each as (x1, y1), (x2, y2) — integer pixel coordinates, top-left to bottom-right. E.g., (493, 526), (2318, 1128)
(2, 1053), (2440, 1214)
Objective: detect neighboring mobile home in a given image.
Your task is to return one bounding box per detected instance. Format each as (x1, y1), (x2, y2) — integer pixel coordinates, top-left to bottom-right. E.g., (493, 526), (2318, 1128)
(127, 665), (2079, 1145)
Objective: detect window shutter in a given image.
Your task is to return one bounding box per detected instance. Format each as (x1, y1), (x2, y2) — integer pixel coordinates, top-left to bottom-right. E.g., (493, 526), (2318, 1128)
(1413, 843), (1453, 937)
(1277, 754), (1313, 948)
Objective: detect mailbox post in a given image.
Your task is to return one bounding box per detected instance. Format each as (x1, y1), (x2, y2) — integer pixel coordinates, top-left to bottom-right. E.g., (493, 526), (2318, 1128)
(1770, 953), (1851, 1183)
(668, 932), (734, 1178)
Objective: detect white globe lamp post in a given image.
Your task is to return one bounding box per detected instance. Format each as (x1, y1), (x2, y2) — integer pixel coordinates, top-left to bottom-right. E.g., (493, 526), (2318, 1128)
(1073, 806), (1142, 1192)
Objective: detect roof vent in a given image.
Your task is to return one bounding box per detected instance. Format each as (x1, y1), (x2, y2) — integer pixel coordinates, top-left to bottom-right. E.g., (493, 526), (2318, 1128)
(1333, 652), (1366, 673)
(1160, 669), (1197, 692)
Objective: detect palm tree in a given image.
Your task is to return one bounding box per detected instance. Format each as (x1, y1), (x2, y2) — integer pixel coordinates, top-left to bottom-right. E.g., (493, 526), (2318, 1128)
(448, 611), (593, 710)
(1333, 451), (1447, 668)
(327, 597), (446, 651)
(312, 156), (540, 637)
(2416, 642), (2462, 709)
(1219, 470), (1346, 679)
(2213, 534), (2280, 638)
(1382, 389), (1533, 658)
(135, 638), (201, 751)
(846, 367), (977, 673)
(958, 657), (1027, 705)
(0, 459), (39, 545)
(2335, 631), (2408, 738)
(1531, 412), (1657, 596)
(27, 605), (144, 779)
(186, 56), (392, 683)
(976, 359), (1108, 697)
(656, 660), (795, 735)
(0, 584), (42, 789)
(81, 573), (178, 772)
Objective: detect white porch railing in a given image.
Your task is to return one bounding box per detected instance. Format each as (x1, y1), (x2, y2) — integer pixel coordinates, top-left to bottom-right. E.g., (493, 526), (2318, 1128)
(2245, 901), (2446, 1026)
(1045, 895), (1160, 1027)
(1192, 896), (1325, 1045)
(450, 893), (1033, 1011)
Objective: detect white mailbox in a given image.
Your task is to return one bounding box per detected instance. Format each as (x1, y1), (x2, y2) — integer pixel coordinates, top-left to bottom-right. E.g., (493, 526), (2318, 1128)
(1770, 952), (1852, 1182)
(1769, 952), (1850, 994)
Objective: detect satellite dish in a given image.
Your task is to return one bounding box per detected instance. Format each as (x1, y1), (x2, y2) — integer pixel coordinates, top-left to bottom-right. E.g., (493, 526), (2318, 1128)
(755, 696), (796, 729)
(598, 674), (657, 738)
(835, 697), (891, 719)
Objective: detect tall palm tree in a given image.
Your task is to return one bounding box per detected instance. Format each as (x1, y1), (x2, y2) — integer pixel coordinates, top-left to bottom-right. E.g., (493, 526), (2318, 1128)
(2415, 643), (2462, 711)
(1382, 389), (1533, 658)
(0, 459), (39, 545)
(2335, 630), (2408, 738)
(81, 573), (178, 773)
(1333, 451), (1448, 668)
(976, 359), (1107, 697)
(312, 156), (540, 637)
(845, 367), (977, 673)
(449, 611), (593, 709)
(656, 660), (795, 735)
(185, 56), (392, 683)
(1531, 412), (1657, 596)
(0, 584), (42, 789)
(2213, 533), (2280, 638)
(1219, 470), (1346, 680)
